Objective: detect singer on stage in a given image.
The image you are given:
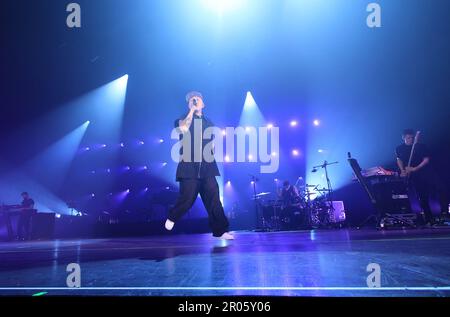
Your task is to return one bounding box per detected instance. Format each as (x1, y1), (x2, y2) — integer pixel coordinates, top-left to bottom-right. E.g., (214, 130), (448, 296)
(164, 91), (234, 240)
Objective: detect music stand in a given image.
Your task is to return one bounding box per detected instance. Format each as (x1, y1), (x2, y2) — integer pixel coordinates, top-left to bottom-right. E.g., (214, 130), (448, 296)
(251, 175), (269, 231)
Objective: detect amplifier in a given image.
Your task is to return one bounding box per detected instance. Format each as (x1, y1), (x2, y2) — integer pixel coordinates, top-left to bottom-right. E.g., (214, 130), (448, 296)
(325, 201), (346, 223)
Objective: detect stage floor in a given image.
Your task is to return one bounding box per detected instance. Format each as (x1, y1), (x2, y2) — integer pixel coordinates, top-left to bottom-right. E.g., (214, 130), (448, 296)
(0, 228), (450, 296)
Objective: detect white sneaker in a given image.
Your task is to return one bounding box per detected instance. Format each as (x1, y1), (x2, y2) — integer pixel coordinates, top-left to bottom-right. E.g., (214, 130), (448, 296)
(218, 232), (235, 240)
(165, 219), (175, 231)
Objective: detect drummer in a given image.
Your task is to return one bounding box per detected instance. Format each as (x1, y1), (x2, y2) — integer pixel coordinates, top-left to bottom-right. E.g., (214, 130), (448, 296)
(279, 180), (300, 208)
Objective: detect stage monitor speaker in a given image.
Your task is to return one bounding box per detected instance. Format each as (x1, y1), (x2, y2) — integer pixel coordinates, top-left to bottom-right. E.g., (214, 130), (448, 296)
(325, 201), (346, 223)
(31, 212), (55, 240)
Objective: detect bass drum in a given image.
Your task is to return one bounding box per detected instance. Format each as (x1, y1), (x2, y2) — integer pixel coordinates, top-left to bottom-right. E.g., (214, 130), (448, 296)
(310, 197), (331, 228)
(261, 203), (282, 228)
(279, 205), (305, 230)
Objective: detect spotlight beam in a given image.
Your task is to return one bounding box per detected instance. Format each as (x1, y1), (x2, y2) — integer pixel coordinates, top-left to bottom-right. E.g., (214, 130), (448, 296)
(24, 121), (90, 191)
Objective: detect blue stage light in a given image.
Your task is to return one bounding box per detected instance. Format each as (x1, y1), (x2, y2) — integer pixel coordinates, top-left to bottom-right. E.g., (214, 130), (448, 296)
(113, 74), (128, 95)
(0, 165), (76, 216)
(239, 91), (266, 130)
(202, 0), (245, 15)
(114, 189), (130, 204)
(25, 121), (90, 191)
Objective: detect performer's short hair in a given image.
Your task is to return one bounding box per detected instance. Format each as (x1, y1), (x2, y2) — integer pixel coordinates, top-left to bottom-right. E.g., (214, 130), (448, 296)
(21, 192), (28, 196)
(402, 129), (415, 137)
(283, 180), (290, 187)
(185, 91), (203, 103)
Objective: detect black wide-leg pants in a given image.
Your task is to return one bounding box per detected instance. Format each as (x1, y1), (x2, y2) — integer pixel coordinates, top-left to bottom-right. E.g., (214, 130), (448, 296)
(411, 172), (449, 223)
(168, 177), (229, 237)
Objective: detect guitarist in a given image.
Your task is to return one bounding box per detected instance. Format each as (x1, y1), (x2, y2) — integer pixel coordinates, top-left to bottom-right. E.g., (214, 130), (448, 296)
(396, 129), (445, 225)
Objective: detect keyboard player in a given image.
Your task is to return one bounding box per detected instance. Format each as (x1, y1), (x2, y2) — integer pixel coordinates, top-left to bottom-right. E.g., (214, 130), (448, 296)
(1, 192), (35, 241)
(18, 192), (35, 240)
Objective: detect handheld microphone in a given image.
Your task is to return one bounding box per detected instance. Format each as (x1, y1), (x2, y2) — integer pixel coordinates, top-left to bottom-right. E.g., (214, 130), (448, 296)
(193, 98), (197, 106)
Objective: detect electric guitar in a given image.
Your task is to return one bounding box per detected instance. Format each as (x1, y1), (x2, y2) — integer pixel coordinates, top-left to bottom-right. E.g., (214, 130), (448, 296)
(404, 130), (421, 186)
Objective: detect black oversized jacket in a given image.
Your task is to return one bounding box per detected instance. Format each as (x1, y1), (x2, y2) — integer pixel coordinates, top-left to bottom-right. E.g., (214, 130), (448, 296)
(174, 113), (220, 181)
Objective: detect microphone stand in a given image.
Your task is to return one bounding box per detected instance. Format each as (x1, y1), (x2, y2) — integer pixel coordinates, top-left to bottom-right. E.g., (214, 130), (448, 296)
(312, 161), (338, 226)
(251, 175), (265, 231)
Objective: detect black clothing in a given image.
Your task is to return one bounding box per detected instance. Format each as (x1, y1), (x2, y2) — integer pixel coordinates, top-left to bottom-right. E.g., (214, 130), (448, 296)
(281, 186), (299, 206)
(170, 113), (228, 237)
(174, 114), (220, 181)
(18, 198), (35, 240)
(168, 177), (229, 237)
(16, 197), (35, 240)
(396, 143), (431, 175)
(409, 172), (448, 223)
(21, 198), (35, 209)
(18, 210), (33, 240)
(395, 143), (448, 223)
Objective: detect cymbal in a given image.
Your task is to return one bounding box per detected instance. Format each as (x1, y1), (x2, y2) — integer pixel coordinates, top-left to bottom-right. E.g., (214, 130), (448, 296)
(254, 192), (271, 197)
(251, 192), (271, 200)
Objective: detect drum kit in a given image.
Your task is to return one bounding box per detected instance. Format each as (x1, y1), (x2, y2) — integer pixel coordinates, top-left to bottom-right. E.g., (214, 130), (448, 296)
(253, 161), (340, 231)
(253, 185), (334, 231)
